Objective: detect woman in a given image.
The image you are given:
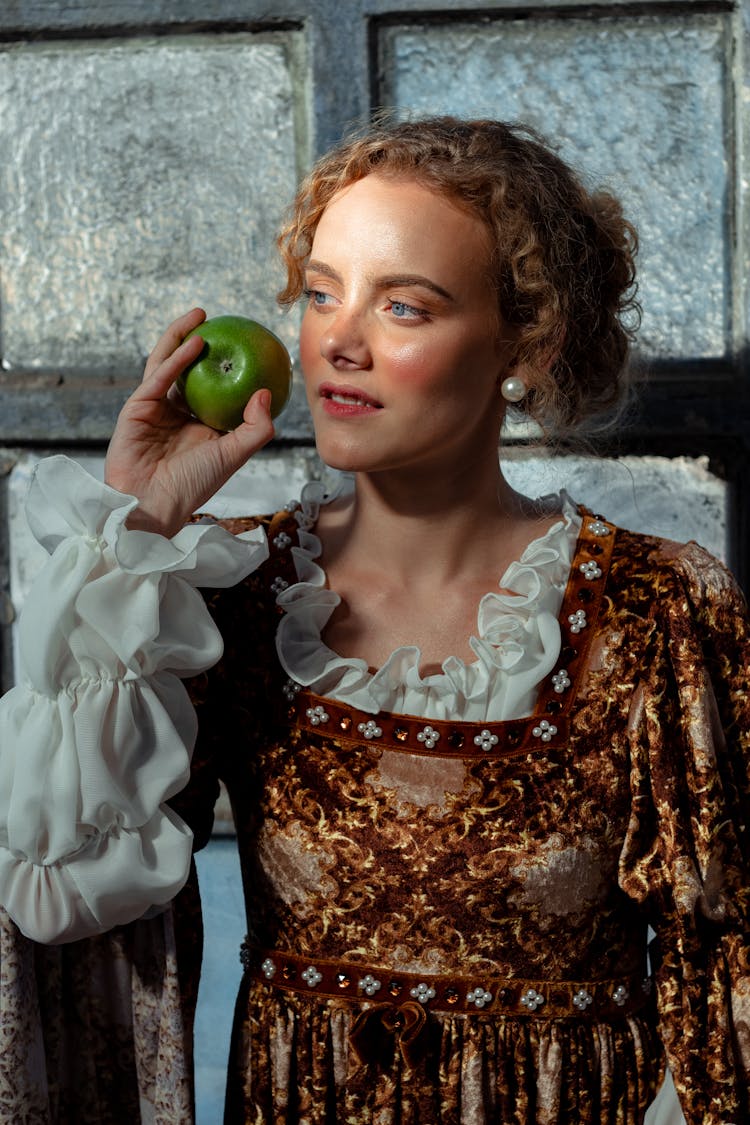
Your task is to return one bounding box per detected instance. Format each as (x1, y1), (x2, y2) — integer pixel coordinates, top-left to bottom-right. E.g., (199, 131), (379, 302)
(0, 117), (748, 1124)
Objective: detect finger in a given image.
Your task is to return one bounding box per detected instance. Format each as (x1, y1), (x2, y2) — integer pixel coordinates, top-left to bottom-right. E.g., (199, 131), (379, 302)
(213, 389), (276, 472)
(143, 308), (206, 380)
(136, 332), (207, 403)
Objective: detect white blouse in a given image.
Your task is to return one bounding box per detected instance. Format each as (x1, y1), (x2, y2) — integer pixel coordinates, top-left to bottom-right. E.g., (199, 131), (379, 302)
(0, 457), (578, 944)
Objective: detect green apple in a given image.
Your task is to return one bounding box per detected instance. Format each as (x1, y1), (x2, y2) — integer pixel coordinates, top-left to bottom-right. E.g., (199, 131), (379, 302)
(177, 315), (292, 431)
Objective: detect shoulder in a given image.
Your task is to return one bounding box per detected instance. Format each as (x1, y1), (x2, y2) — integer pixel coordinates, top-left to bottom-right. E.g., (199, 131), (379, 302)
(607, 524), (743, 606)
(601, 525), (748, 670)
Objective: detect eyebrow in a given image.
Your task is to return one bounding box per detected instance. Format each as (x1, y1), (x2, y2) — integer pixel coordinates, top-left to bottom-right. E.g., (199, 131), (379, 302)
(305, 260), (455, 302)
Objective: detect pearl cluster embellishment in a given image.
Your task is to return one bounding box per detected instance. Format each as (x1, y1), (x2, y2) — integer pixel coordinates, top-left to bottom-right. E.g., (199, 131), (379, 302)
(283, 679), (302, 701)
(301, 966), (323, 988)
(586, 519), (611, 537)
(579, 560), (602, 580)
(612, 984), (629, 1006)
(520, 988), (545, 1011)
(358, 719), (383, 740)
(306, 705), (329, 726)
(416, 725), (440, 749)
(573, 988), (593, 1010)
(467, 986), (493, 1009)
(273, 531), (292, 550)
(473, 729), (499, 752)
(551, 669), (571, 693)
(532, 719), (557, 742)
(410, 983), (436, 1004)
(568, 609), (587, 634)
(359, 975), (382, 997)
(270, 576), (289, 595)
(261, 958), (276, 979)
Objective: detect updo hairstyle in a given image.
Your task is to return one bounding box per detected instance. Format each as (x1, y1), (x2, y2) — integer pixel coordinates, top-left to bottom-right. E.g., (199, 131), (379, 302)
(277, 116), (640, 440)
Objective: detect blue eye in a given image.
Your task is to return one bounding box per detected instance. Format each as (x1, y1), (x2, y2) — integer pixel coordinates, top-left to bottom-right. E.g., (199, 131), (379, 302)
(303, 288), (333, 307)
(390, 300), (423, 319)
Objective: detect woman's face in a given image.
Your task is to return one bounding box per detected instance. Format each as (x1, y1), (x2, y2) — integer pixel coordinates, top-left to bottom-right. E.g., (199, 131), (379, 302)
(299, 173), (516, 478)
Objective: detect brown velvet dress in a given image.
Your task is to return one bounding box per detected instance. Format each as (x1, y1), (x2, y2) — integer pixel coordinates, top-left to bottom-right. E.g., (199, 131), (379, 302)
(182, 508), (750, 1125)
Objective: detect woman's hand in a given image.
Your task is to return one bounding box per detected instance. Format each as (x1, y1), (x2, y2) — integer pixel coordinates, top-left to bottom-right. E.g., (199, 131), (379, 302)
(104, 308), (276, 538)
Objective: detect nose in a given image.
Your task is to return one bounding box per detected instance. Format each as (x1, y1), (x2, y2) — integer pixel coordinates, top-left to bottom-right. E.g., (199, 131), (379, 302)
(319, 307), (371, 370)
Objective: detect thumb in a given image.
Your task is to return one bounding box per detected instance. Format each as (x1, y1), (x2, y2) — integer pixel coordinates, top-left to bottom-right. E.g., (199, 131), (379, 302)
(222, 388), (275, 463)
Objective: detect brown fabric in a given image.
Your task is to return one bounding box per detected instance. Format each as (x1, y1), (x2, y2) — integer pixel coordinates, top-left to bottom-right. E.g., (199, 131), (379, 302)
(183, 513), (750, 1124)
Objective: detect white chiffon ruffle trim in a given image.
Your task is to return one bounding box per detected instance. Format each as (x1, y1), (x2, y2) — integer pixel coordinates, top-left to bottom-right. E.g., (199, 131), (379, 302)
(0, 456), (268, 943)
(276, 482), (580, 722)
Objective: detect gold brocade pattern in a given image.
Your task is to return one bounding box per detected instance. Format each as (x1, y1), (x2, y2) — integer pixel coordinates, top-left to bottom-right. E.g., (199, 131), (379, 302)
(183, 513), (750, 1125)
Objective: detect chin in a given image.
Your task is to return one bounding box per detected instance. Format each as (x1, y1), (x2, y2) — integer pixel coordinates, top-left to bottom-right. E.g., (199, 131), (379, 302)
(314, 441), (372, 474)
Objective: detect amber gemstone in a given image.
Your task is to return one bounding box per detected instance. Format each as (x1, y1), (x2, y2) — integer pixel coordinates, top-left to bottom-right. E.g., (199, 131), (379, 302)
(282, 966), (295, 981)
(447, 730), (465, 749)
(560, 646), (578, 664)
(506, 727), (522, 747)
(588, 543), (603, 555)
(389, 980), (403, 997)
(394, 727), (409, 742)
(545, 700), (562, 714)
(339, 716), (352, 732)
(336, 973), (351, 989)
(445, 989), (459, 1005)
(577, 588), (593, 602)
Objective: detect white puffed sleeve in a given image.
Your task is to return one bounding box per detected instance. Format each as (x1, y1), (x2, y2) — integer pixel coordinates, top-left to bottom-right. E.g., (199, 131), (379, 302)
(0, 456), (268, 944)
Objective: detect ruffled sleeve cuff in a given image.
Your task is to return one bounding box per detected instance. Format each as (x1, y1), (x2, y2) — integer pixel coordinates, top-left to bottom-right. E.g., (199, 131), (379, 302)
(0, 455), (268, 943)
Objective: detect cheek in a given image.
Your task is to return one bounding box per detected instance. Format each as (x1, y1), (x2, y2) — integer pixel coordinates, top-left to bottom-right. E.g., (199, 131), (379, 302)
(298, 313), (319, 380)
(381, 339), (438, 388)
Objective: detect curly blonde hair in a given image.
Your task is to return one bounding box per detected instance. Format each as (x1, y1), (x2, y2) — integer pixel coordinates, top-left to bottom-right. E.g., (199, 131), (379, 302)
(277, 116), (640, 439)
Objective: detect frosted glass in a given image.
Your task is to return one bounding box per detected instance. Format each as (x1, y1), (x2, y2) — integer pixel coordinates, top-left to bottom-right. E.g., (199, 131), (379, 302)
(381, 14), (730, 359)
(0, 34), (299, 372)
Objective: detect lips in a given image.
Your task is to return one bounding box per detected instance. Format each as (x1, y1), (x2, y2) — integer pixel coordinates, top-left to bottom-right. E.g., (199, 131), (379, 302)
(319, 382), (383, 410)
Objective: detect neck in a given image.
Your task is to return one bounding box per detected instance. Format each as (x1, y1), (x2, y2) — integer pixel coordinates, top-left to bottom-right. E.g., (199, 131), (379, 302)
(325, 451), (537, 586)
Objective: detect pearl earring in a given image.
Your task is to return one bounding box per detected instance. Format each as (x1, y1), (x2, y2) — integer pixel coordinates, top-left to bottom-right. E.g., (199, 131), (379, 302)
(500, 375), (527, 403)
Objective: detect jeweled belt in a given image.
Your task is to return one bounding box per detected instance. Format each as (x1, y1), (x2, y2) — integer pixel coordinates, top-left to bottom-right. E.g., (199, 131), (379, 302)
(241, 941), (651, 1023)
(241, 943), (653, 1066)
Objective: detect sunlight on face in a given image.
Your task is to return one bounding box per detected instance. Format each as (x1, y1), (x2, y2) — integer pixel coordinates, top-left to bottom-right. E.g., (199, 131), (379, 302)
(299, 174), (516, 478)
